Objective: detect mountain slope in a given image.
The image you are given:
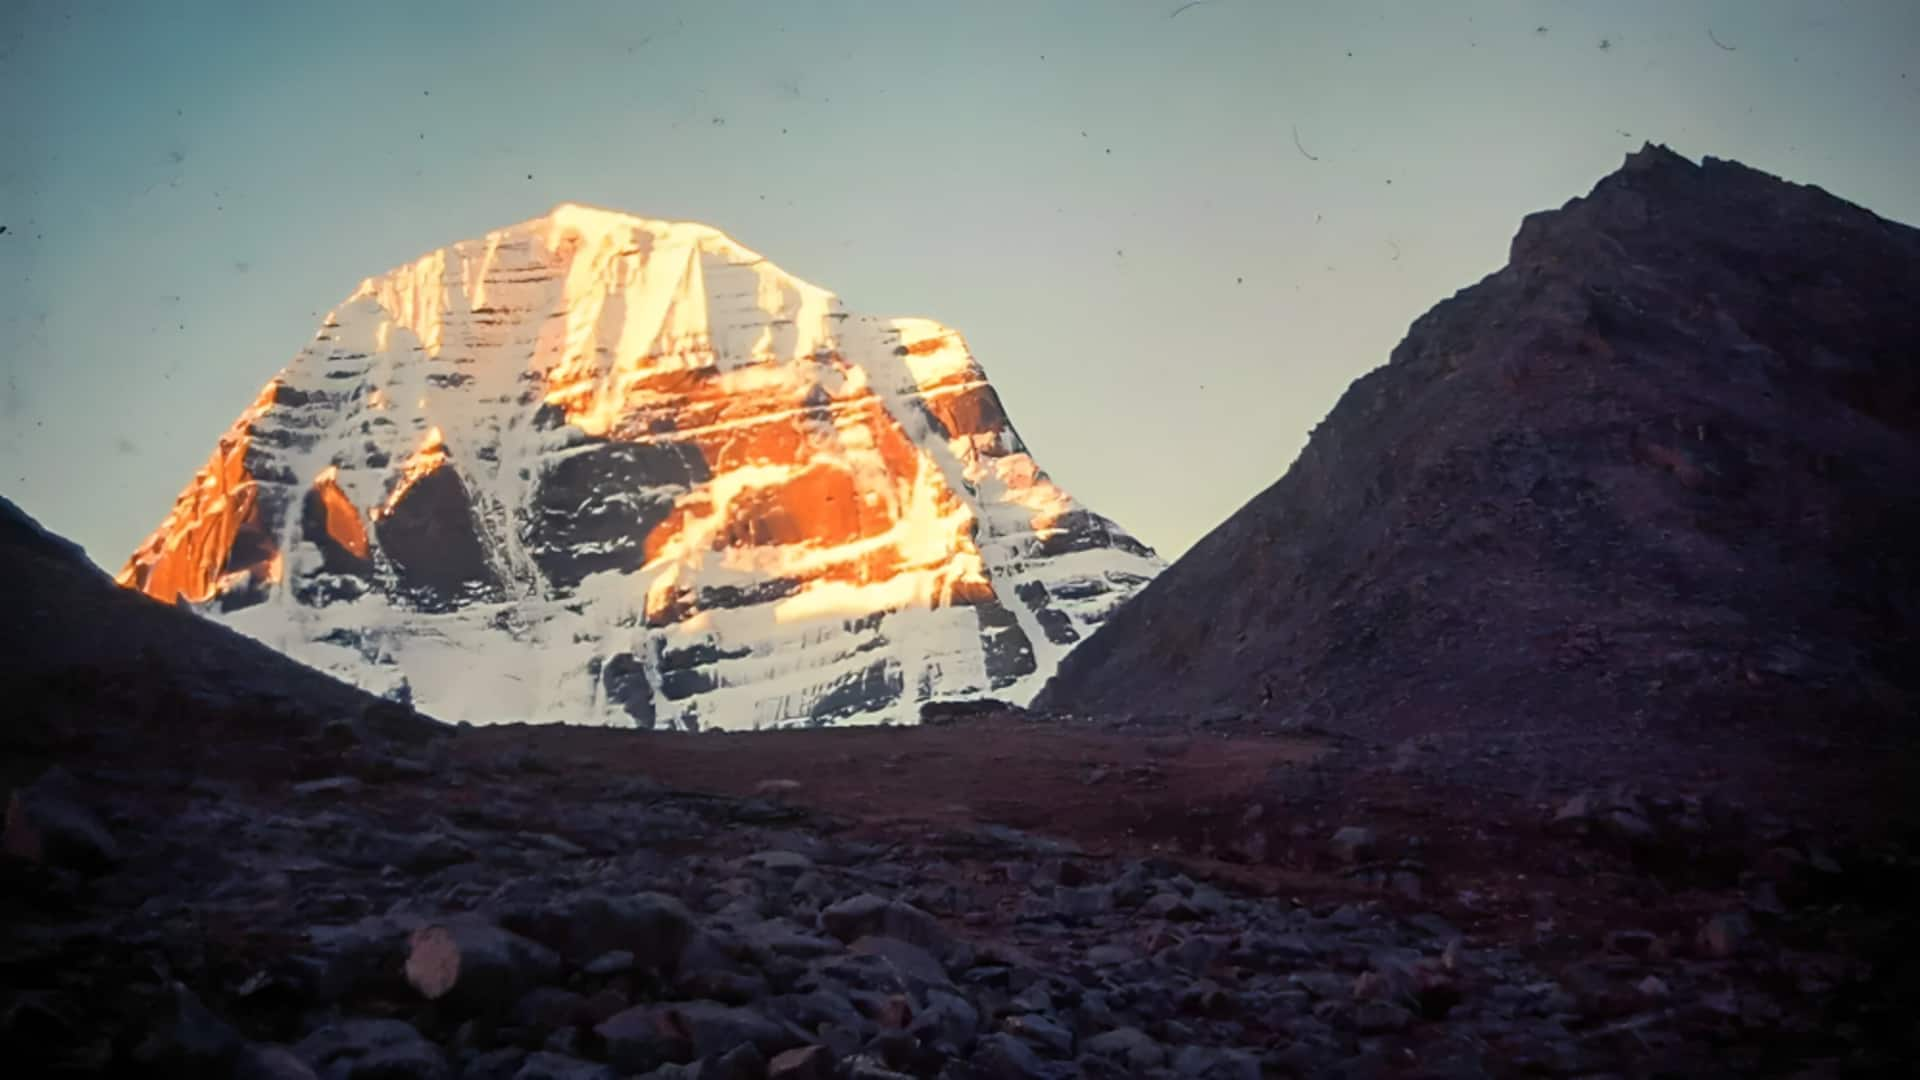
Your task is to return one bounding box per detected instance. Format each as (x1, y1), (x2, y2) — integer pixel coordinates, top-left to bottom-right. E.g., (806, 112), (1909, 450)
(1039, 146), (1920, 757)
(120, 206), (1160, 729)
(1, 494), (433, 741)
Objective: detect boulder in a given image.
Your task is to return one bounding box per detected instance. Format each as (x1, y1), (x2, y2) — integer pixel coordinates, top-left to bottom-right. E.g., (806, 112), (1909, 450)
(594, 1006), (691, 1074)
(767, 1045), (835, 1080)
(404, 918), (560, 1012)
(819, 894), (948, 954)
(1328, 826), (1377, 865)
(512, 1052), (616, 1080)
(293, 1018), (449, 1080)
(1082, 1027), (1165, 1071)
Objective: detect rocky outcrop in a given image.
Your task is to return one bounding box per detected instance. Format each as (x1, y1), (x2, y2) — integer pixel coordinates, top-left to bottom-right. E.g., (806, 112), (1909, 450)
(119, 206), (1161, 728)
(1040, 146), (1920, 769)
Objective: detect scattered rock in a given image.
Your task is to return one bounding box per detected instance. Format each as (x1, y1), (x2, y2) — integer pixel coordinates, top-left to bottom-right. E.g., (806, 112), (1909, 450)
(850, 935), (951, 989)
(1700, 911), (1752, 958)
(748, 850), (816, 874)
(820, 894), (947, 954)
(767, 1045), (835, 1080)
(1328, 826), (1377, 864)
(584, 949), (635, 976)
(974, 1032), (1052, 1078)
(404, 919), (560, 1011)
(1354, 1001), (1414, 1034)
(594, 1006), (691, 1075)
(1004, 1012), (1074, 1056)
(234, 1043), (322, 1080)
(293, 1018), (450, 1080)
(4, 769), (120, 873)
(1082, 1026), (1165, 1070)
(292, 777), (367, 798)
(668, 1001), (803, 1058)
(512, 1052), (616, 1080)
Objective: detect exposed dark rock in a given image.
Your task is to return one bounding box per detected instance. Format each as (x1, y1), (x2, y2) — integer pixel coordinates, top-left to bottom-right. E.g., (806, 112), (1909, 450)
(1039, 145), (1920, 810)
(819, 895), (948, 955)
(594, 1006), (691, 1074)
(293, 1018), (450, 1080)
(1327, 826), (1376, 866)
(512, 1052), (616, 1080)
(766, 1044), (834, 1080)
(3, 768), (120, 873)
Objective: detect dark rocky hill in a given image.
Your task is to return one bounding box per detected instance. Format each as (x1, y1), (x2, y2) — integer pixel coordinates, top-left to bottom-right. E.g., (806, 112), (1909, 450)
(1040, 146), (1920, 799)
(1, 494), (439, 784)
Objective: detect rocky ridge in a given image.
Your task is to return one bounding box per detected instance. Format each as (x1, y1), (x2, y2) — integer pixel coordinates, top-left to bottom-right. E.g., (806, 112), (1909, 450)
(1041, 145), (1920, 797)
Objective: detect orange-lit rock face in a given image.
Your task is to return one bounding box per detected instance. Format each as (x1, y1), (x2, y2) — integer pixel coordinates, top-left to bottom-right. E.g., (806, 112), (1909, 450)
(310, 468), (370, 561)
(119, 205), (1162, 729)
(119, 385), (281, 605)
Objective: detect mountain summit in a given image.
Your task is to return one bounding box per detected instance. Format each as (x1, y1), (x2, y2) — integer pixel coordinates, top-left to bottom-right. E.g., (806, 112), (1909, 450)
(1040, 146), (1920, 778)
(120, 205), (1160, 728)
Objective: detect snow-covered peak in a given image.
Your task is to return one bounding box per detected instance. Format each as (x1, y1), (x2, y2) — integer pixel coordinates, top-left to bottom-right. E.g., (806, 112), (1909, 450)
(120, 207), (1161, 729)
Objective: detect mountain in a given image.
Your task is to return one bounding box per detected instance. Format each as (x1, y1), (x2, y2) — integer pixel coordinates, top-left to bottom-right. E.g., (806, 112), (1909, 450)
(119, 205), (1160, 729)
(1039, 146), (1920, 765)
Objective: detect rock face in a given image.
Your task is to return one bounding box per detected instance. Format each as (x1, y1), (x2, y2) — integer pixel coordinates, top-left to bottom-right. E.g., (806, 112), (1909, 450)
(1041, 147), (1920, 752)
(120, 205), (1160, 729)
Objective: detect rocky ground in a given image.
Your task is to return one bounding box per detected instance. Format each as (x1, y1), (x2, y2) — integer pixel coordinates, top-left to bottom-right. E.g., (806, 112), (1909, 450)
(5, 696), (1915, 1079)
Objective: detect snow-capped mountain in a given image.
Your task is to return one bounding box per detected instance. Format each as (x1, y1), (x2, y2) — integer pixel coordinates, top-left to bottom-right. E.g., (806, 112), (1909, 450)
(119, 204), (1161, 729)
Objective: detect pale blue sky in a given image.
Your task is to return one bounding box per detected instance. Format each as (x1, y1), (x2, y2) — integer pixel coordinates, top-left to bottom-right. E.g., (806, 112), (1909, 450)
(3, 1), (1917, 565)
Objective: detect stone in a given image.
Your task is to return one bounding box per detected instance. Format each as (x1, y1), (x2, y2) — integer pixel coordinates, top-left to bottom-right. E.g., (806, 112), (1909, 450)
(1141, 892), (1201, 920)
(909, 988), (979, 1052)
(1084, 944), (1137, 967)
(514, 891), (695, 968)
(512, 987), (588, 1030)
(820, 894), (947, 953)
(595, 1006), (692, 1075)
(850, 936), (951, 990)
(310, 915), (420, 1001)
(1170, 1045), (1261, 1080)
(4, 770), (120, 873)
(1053, 885), (1113, 920)
(1004, 1013), (1074, 1056)
(1328, 826), (1377, 864)
(748, 850), (816, 874)
(704, 1043), (768, 1080)
(292, 777), (367, 798)
(463, 1049), (530, 1080)
(843, 1055), (914, 1080)
(405, 918), (560, 1011)
(513, 1052), (617, 1080)
(234, 1043), (322, 1080)
(293, 1018), (450, 1080)
(1604, 929), (1663, 959)
(747, 920), (844, 959)
(973, 1032), (1052, 1078)
(584, 949), (635, 975)
(668, 1001), (803, 1059)
(1700, 911), (1752, 958)
(1082, 1026), (1165, 1070)
(767, 1045), (835, 1080)
(1353, 1001), (1414, 1034)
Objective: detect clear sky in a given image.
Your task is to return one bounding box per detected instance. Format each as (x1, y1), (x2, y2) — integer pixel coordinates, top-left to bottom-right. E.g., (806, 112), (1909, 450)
(3, 0), (1917, 566)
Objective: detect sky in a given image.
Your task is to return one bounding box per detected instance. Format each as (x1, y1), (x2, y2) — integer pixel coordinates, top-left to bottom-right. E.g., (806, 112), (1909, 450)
(3, 0), (1918, 567)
